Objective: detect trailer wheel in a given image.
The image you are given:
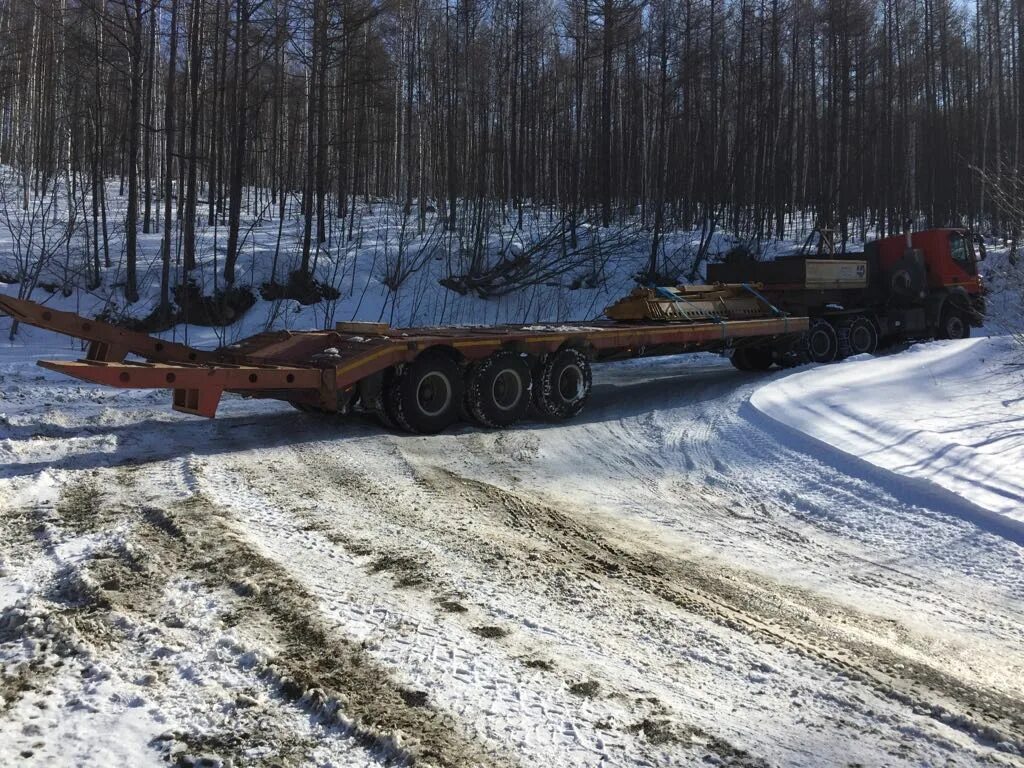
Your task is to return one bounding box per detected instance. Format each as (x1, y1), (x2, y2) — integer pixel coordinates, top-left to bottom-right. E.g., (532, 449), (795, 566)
(803, 320), (839, 363)
(730, 345), (773, 371)
(465, 351), (532, 428)
(385, 351), (464, 434)
(938, 305), (970, 340)
(373, 391), (397, 429)
(846, 317), (879, 355)
(533, 348), (592, 421)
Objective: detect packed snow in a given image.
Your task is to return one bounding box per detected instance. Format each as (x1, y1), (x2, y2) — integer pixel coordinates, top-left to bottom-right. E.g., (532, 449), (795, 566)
(1, 196), (1023, 765)
(3, 327), (1024, 766)
(751, 336), (1024, 531)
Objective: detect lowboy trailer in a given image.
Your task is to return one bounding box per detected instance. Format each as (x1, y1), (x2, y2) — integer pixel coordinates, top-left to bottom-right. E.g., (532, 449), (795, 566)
(0, 288), (807, 433)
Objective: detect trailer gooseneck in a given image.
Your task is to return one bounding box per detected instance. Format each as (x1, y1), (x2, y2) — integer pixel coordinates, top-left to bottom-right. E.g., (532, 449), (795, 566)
(0, 286), (807, 433)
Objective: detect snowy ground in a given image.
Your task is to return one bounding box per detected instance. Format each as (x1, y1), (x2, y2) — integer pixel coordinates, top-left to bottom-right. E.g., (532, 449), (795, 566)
(0, 176), (834, 342)
(751, 336), (1024, 530)
(1, 330), (1023, 766)
(2, 189), (1024, 764)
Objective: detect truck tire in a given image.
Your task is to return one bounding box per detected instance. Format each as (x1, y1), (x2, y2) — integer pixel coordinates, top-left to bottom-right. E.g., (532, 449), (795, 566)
(803, 320), (839, 363)
(772, 336), (805, 368)
(730, 345), (773, 371)
(384, 351), (464, 434)
(836, 325), (851, 359)
(938, 305), (970, 340)
(533, 348), (592, 421)
(372, 390), (397, 429)
(845, 316), (879, 356)
(465, 351), (532, 428)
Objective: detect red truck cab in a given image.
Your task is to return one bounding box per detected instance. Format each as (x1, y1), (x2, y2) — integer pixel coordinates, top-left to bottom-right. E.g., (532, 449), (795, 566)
(875, 228), (986, 298)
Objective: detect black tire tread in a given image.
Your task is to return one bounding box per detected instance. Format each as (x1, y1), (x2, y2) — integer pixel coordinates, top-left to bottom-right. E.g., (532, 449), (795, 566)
(533, 348), (592, 421)
(465, 351), (532, 429)
(847, 316), (879, 355)
(731, 345), (773, 371)
(803, 319), (839, 363)
(384, 353), (463, 434)
(938, 304), (971, 340)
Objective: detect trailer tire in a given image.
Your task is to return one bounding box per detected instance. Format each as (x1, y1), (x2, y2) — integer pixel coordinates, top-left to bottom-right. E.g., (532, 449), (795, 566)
(374, 392), (397, 430)
(730, 345), (773, 371)
(385, 351), (464, 434)
(533, 348), (592, 421)
(938, 305), (971, 340)
(465, 351), (532, 428)
(803, 320), (839, 363)
(846, 316), (879, 355)
(373, 369), (401, 428)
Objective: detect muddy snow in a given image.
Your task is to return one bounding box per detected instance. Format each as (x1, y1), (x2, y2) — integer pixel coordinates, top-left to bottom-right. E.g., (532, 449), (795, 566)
(1, 332), (1023, 767)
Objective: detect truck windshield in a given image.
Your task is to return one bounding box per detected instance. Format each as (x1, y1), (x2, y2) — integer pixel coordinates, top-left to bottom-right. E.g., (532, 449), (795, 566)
(949, 234), (972, 269)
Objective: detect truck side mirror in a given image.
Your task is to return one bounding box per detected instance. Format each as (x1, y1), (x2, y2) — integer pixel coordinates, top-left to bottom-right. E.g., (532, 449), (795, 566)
(974, 235), (987, 262)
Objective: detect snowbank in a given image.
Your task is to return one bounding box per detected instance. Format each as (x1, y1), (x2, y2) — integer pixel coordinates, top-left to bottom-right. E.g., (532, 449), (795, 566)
(750, 336), (1024, 530)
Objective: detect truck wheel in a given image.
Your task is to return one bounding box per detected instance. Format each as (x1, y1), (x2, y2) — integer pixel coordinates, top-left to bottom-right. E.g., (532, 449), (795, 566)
(803, 320), (839, 363)
(371, 390), (397, 429)
(533, 348), (592, 420)
(730, 345), (773, 371)
(938, 306), (970, 340)
(465, 351), (532, 428)
(385, 351), (464, 434)
(730, 348), (752, 371)
(773, 336), (805, 368)
(846, 317), (879, 356)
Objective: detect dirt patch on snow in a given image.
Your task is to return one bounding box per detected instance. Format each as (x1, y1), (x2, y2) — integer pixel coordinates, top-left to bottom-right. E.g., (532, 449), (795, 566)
(55, 477), (105, 533)
(1, 464), (508, 768)
(521, 658), (555, 671)
(102, 492), (504, 768)
(469, 625), (509, 640)
(434, 469), (1024, 754)
(567, 680), (600, 698)
(154, 726), (318, 768)
(369, 551), (431, 588)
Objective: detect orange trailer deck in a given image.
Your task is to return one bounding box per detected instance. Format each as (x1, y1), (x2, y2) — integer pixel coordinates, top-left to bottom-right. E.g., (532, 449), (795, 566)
(0, 293), (807, 431)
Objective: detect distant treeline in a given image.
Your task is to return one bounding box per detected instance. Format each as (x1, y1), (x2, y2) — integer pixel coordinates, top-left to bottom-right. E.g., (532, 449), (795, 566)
(0, 0), (1021, 306)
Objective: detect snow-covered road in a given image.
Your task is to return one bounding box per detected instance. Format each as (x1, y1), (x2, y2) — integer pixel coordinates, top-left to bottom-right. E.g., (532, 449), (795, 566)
(751, 336), (1024, 527)
(1, 341), (1022, 766)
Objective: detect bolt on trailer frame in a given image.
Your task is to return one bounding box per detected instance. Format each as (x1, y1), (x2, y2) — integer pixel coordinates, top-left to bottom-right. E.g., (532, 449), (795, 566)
(0, 292), (807, 427)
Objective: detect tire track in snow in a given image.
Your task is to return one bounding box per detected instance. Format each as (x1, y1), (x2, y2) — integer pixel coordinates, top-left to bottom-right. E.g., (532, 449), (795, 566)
(208, 444), (699, 767)
(211, 438), (794, 766)
(5, 353), (1024, 765)
(422, 468), (1024, 755)
(215, 435), (1022, 766)
(501, 360), (1024, 667)
(2, 458), (502, 767)
(123, 485), (505, 768)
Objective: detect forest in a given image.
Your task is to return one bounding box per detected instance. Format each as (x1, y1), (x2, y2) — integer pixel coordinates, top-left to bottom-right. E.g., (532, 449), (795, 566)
(0, 0), (1021, 318)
